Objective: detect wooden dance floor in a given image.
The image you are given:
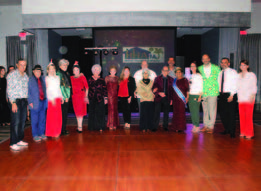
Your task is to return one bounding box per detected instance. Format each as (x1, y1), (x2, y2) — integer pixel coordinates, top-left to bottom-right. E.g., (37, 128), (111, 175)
(1, 120), (261, 190)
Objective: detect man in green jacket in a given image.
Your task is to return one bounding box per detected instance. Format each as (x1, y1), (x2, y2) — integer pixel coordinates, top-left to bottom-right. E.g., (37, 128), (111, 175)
(198, 54), (221, 133)
(57, 59), (71, 135)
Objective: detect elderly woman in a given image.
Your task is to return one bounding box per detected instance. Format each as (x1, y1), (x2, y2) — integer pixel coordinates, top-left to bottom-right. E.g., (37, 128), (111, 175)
(87, 64), (108, 131)
(135, 69), (154, 132)
(70, 62), (88, 133)
(170, 67), (189, 132)
(105, 65), (119, 130)
(57, 59), (71, 135)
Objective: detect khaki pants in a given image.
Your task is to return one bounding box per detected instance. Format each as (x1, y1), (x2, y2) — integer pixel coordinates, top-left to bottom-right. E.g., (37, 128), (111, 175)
(202, 96), (217, 129)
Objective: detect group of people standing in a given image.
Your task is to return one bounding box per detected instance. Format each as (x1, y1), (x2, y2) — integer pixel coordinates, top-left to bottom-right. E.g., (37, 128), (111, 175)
(0, 53), (257, 151)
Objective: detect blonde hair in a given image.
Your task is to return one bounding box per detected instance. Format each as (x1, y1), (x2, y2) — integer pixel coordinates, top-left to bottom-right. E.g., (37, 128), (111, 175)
(47, 63), (56, 72)
(175, 67), (183, 73)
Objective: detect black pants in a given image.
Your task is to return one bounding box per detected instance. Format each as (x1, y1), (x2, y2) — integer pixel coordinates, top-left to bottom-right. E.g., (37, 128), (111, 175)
(119, 97), (131, 124)
(219, 93), (237, 135)
(154, 97), (170, 129)
(9, 98), (28, 145)
(61, 101), (69, 132)
(140, 101), (154, 130)
(88, 98), (106, 131)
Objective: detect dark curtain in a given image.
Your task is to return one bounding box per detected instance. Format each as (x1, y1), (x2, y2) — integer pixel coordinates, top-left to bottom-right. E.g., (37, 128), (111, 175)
(6, 35), (37, 76)
(6, 36), (21, 69)
(241, 34), (261, 112)
(26, 36), (37, 76)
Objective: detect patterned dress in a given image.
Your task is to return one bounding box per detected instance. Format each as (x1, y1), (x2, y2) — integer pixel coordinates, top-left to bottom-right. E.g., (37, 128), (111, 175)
(105, 76), (119, 128)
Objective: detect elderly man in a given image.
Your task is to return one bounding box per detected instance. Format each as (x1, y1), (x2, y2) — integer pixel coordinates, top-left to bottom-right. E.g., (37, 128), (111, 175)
(7, 59), (29, 151)
(198, 54), (221, 134)
(152, 65), (174, 131)
(57, 59), (71, 135)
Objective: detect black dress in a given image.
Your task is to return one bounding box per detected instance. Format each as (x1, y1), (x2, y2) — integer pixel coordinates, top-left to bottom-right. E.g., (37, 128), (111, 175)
(0, 77), (10, 125)
(88, 77), (108, 131)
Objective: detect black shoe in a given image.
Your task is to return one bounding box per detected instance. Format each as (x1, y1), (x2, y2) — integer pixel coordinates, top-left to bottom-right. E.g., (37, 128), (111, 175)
(61, 130), (70, 135)
(164, 128), (169, 131)
(77, 130), (82, 133)
(151, 129), (157, 132)
(230, 134), (235, 138)
(219, 131), (228, 135)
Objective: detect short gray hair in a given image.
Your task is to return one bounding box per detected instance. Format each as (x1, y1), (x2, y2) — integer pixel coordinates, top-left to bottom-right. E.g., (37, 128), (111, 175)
(91, 64), (102, 74)
(58, 59), (69, 66)
(142, 68), (150, 76)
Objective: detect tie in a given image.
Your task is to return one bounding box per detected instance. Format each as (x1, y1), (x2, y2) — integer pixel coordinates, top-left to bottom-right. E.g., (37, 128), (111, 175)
(221, 70), (224, 93)
(38, 78), (44, 100)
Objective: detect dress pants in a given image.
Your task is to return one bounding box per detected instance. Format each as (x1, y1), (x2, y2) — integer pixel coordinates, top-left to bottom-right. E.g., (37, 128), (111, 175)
(119, 97), (131, 124)
(140, 101), (154, 130)
(239, 102), (254, 137)
(88, 98), (106, 131)
(202, 96), (217, 129)
(9, 98), (28, 146)
(154, 97), (170, 129)
(218, 93), (237, 135)
(61, 101), (69, 132)
(30, 100), (46, 138)
(188, 95), (201, 127)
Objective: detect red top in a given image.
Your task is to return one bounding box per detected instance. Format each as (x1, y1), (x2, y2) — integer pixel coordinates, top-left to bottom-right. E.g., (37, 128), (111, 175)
(70, 75), (89, 95)
(118, 79), (129, 97)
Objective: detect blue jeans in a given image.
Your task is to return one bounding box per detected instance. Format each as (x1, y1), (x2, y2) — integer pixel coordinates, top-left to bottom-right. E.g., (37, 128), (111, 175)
(31, 100), (46, 138)
(10, 98), (28, 146)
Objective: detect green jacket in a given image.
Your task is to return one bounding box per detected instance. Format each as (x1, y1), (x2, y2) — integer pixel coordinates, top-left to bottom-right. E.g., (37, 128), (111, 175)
(57, 70), (71, 100)
(198, 63), (221, 97)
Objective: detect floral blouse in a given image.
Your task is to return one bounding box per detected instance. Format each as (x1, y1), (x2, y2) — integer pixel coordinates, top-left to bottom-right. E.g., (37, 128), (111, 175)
(88, 77), (108, 102)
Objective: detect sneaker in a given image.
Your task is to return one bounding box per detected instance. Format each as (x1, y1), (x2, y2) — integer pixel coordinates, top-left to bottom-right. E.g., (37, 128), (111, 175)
(33, 136), (41, 142)
(40, 135), (47, 140)
(10, 144), (21, 151)
(17, 141), (28, 146)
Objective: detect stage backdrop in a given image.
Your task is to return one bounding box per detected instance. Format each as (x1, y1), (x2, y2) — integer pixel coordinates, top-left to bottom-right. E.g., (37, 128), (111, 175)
(94, 28), (176, 77)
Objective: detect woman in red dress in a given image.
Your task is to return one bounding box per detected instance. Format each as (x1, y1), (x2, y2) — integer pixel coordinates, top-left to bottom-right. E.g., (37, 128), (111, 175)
(45, 63), (63, 138)
(170, 67), (189, 132)
(105, 65), (119, 130)
(70, 63), (89, 133)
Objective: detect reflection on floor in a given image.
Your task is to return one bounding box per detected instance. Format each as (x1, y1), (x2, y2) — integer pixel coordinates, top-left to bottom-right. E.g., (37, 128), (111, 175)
(1, 121), (261, 191)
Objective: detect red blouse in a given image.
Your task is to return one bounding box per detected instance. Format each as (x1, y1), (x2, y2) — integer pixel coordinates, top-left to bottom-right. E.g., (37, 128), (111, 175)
(118, 79), (129, 97)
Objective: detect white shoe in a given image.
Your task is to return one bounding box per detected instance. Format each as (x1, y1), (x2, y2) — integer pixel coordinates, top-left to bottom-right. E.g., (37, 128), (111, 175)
(17, 141), (28, 146)
(10, 144), (21, 151)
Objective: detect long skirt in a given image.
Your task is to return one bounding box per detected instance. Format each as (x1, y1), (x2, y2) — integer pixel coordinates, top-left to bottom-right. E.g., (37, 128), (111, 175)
(46, 98), (62, 137)
(72, 93), (87, 117)
(88, 99), (106, 131)
(107, 95), (119, 127)
(170, 99), (187, 131)
(139, 101), (154, 131)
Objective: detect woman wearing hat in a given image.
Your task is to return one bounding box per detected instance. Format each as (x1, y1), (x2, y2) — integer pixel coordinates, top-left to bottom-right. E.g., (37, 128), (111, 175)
(28, 65), (47, 142)
(70, 62), (89, 133)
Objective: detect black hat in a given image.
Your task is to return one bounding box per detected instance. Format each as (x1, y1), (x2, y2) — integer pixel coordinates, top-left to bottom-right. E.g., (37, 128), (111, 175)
(33, 65), (43, 71)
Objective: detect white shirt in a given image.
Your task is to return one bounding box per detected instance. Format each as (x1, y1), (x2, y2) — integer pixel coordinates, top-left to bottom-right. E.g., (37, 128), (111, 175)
(134, 68), (157, 98)
(168, 67), (176, 79)
(203, 64), (212, 78)
(218, 67), (238, 96)
(237, 72), (257, 103)
(46, 75), (63, 101)
(189, 73), (203, 95)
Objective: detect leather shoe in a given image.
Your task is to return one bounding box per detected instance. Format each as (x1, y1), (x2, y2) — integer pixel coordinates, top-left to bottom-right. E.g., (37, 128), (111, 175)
(230, 134), (235, 138)
(219, 131), (228, 135)
(151, 129), (157, 132)
(164, 128), (169, 131)
(61, 130), (70, 135)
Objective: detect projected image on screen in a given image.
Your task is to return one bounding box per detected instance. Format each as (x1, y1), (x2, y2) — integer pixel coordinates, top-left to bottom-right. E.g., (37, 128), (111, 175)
(94, 29), (176, 77)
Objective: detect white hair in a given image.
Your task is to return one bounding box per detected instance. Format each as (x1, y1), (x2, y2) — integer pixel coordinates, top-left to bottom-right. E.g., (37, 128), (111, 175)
(58, 59), (69, 66)
(142, 68), (150, 76)
(91, 64), (102, 74)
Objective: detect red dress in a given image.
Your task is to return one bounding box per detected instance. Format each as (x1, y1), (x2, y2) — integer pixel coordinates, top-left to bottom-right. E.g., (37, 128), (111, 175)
(105, 76), (119, 128)
(170, 78), (189, 131)
(70, 75), (89, 117)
